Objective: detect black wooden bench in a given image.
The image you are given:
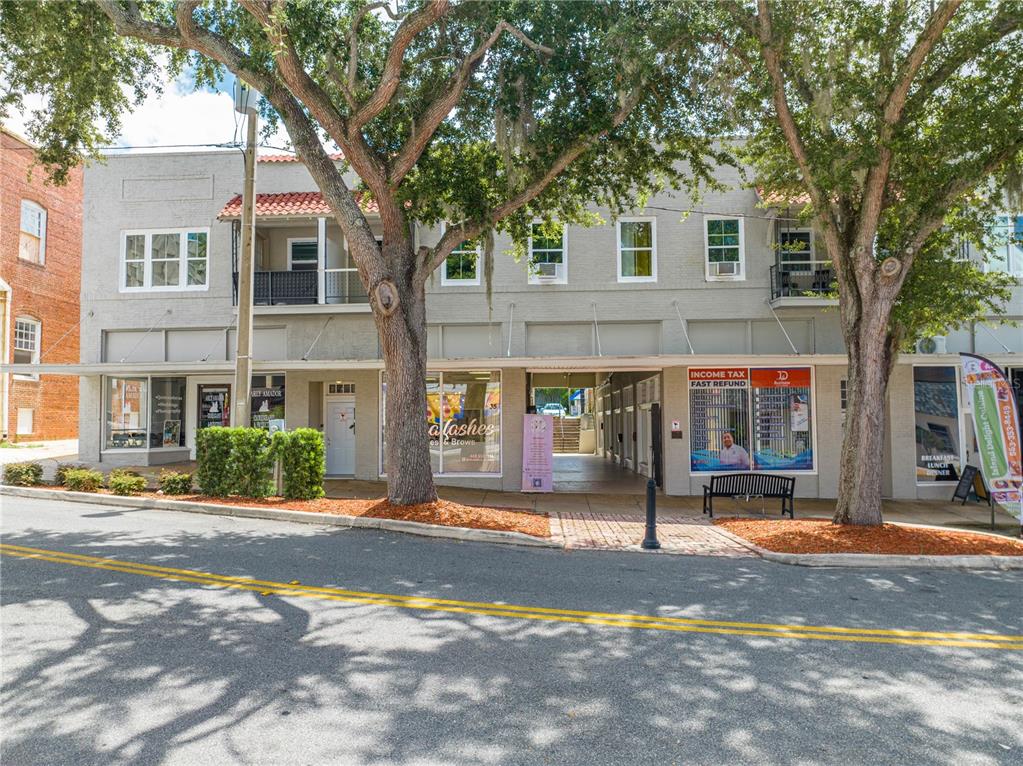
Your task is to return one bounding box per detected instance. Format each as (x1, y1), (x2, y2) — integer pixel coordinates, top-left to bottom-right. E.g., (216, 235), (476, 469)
(702, 473), (795, 519)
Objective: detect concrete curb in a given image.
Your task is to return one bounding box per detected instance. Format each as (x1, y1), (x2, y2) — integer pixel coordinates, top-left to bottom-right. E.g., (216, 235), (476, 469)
(0, 486), (562, 550)
(752, 548), (1023, 570)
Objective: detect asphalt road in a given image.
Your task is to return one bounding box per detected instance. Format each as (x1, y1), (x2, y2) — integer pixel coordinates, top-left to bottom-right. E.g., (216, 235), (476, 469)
(1, 494), (1021, 766)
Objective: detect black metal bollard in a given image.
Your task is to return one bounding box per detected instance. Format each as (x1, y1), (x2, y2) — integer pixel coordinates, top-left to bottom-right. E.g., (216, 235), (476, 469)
(642, 478), (660, 550)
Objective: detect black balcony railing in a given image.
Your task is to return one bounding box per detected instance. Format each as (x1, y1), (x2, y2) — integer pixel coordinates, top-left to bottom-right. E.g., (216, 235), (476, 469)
(232, 268), (370, 306)
(769, 262), (835, 300)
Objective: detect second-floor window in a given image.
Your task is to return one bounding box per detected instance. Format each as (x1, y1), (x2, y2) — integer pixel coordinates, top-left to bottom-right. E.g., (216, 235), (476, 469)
(440, 225), (481, 286)
(288, 239), (318, 271)
(14, 317), (40, 380)
(617, 218), (656, 282)
(985, 213), (1023, 277)
(778, 230), (814, 266)
(705, 216), (744, 280)
(19, 200), (46, 265)
(121, 229), (209, 291)
(528, 222), (567, 284)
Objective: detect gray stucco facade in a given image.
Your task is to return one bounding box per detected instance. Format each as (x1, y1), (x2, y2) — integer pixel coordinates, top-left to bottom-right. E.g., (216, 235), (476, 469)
(72, 150), (1023, 500)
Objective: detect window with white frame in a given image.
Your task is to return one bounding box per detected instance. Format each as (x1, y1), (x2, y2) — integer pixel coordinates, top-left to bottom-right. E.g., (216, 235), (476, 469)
(528, 222), (567, 283)
(984, 213), (1023, 277)
(440, 224), (481, 285)
(120, 228), (209, 291)
(617, 218), (656, 281)
(19, 200), (46, 264)
(778, 230), (815, 267)
(288, 238), (318, 271)
(13, 317), (40, 380)
(705, 216), (744, 279)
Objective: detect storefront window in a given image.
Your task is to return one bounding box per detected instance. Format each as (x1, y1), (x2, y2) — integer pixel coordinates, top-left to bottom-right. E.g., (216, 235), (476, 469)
(689, 367), (815, 472)
(250, 374), (285, 430)
(382, 371), (500, 475)
(150, 377), (186, 447)
(440, 371), (501, 473)
(106, 377), (148, 449)
(198, 384), (231, 429)
(913, 366), (962, 482)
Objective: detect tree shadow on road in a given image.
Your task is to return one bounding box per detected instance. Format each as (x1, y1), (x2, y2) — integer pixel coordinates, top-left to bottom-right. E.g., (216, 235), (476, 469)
(1, 523), (1021, 765)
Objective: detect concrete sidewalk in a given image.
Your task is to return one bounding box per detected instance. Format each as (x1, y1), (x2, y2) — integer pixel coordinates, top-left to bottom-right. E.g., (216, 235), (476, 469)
(0, 439), (78, 466)
(11, 454), (1019, 542)
(325, 480), (1021, 538)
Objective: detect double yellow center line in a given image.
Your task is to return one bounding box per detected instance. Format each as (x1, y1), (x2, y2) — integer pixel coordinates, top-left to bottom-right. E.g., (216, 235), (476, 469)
(3, 542), (1021, 650)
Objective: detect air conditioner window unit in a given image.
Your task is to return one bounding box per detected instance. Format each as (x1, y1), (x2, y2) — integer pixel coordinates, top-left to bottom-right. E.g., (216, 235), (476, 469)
(916, 335), (948, 354)
(534, 261), (561, 280)
(712, 261), (738, 277)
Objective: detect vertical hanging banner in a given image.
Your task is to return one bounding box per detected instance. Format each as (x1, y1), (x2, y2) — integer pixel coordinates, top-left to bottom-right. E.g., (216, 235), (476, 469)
(522, 414), (554, 492)
(960, 354), (1022, 523)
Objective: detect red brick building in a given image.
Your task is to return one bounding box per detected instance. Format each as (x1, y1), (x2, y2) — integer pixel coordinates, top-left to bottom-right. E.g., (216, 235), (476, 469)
(1, 127), (81, 441)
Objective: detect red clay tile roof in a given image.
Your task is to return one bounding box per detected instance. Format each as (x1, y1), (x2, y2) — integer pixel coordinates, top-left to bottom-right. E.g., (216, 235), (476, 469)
(217, 191), (377, 219)
(258, 152), (344, 163)
(756, 186), (812, 207)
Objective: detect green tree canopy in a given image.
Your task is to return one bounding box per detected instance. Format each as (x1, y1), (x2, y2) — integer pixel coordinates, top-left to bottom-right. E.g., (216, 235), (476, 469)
(0, 0), (728, 504)
(725, 0), (1022, 524)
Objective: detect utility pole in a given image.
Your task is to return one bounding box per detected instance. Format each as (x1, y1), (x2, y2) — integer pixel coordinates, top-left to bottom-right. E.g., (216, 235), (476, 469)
(233, 81), (259, 428)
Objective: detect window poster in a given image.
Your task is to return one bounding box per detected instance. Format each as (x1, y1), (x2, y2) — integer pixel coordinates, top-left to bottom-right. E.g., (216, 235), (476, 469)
(750, 368), (814, 471)
(198, 384), (231, 430)
(150, 377), (186, 448)
(913, 366), (962, 482)
(690, 367), (815, 472)
(382, 372), (500, 476)
(250, 385), (285, 430)
(689, 368), (752, 471)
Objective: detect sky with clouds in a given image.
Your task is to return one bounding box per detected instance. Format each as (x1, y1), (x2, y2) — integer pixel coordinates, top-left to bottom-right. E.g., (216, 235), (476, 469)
(4, 63), (290, 155)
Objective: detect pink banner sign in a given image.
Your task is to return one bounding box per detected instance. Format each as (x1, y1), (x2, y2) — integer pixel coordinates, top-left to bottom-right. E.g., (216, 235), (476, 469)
(522, 414), (554, 492)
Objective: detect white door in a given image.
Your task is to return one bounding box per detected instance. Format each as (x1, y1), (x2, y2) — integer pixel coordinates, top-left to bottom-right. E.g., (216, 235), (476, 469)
(325, 397), (356, 475)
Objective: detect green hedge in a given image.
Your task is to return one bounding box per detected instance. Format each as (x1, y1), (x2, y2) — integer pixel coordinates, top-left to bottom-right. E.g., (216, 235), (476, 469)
(273, 428), (326, 500)
(195, 426), (275, 498)
(159, 470), (193, 495)
(195, 427), (233, 496)
(3, 462), (42, 486)
(63, 468), (103, 492)
(109, 473), (147, 496)
(229, 428), (276, 498)
(55, 463), (85, 486)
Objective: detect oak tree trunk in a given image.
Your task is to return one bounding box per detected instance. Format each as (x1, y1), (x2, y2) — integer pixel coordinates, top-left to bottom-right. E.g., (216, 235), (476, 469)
(372, 240), (438, 507)
(833, 316), (898, 526)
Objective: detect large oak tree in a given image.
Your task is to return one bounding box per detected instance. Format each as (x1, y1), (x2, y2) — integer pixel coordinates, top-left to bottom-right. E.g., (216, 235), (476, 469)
(726, 0), (1022, 524)
(1, 0), (724, 504)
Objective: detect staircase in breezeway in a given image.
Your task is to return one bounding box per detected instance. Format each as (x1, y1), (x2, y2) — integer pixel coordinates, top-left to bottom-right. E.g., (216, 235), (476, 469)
(552, 417), (581, 453)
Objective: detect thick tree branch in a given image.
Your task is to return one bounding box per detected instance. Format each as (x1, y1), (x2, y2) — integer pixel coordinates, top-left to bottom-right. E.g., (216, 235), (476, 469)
(349, 0), (450, 133)
(389, 19), (554, 186)
(239, 0), (391, 199)
(96, 0), (383, 285)
(346, 2), (404, 93)
(854, 0), (962, 270)
(422, 87), (642, 279)
(904, 8), (1023, 116)
(905, 139), (1023, 259)
(752, 1), (844, 269)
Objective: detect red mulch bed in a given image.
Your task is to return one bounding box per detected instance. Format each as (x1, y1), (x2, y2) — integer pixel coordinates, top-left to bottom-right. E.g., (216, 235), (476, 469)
(39, 486), (549, 538)
(715, 518), (1023, 556)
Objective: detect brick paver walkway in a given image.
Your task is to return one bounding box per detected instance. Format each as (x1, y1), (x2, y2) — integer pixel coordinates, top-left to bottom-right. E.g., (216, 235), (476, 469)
(551, 512), (758, 557)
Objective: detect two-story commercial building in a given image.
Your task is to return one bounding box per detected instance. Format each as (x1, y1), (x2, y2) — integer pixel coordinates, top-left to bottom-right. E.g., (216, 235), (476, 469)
(58, 150), (1023, 499)
(1, 126), (82, 442)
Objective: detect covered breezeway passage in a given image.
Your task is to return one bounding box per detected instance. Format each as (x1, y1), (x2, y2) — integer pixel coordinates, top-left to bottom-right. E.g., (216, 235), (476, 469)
(528, 369), (664, 494)
(552, 453), (650, 494)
